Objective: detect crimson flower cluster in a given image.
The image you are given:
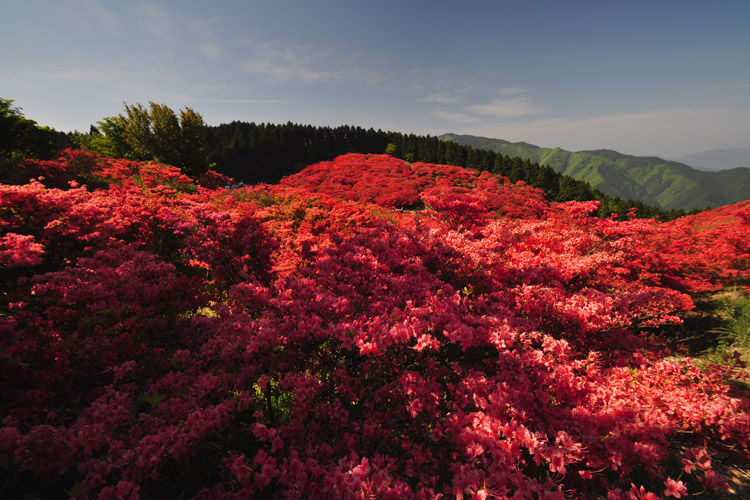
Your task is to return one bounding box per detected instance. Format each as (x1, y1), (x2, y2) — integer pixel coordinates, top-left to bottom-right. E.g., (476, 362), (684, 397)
(0, 151), (748, 499)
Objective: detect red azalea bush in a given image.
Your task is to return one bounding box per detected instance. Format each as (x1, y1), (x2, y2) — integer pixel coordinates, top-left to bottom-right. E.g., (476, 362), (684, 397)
(0, 152), (748, 499)
(280, 153), (425, 208)
(646, 200), (750, 292)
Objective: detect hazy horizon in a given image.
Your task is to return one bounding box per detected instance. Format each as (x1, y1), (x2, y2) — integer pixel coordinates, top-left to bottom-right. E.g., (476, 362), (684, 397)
(2, 0), (749, 158)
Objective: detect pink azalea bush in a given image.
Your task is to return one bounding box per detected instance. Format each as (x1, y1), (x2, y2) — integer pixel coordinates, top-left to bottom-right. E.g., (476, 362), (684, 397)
(0, 152), (748, 498)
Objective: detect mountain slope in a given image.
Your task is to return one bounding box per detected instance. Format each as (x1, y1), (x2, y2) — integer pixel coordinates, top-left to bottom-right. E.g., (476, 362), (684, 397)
(677, 148), (750, 171)
(440, 134), (750, 210)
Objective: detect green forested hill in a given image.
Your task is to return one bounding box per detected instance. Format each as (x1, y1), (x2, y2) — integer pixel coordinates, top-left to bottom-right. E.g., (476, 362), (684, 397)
(440, 133), (750, 210)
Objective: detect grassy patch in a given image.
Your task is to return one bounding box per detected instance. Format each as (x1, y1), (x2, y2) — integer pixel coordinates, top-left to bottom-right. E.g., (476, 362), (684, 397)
(666, 288), (750, 376)
(704, 293), (750, 374)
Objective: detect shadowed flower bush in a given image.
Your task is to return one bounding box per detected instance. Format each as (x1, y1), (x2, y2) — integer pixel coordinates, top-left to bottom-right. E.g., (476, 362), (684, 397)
(0, 153), (748, 499)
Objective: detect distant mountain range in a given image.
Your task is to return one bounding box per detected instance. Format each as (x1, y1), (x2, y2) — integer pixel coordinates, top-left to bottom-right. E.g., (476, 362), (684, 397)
(674, 148), (750, 171)
(440, 134), (750, 211)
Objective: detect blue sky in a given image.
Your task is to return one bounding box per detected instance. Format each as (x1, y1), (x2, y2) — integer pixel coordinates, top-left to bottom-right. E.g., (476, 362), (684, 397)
(2, 0), (749, 158)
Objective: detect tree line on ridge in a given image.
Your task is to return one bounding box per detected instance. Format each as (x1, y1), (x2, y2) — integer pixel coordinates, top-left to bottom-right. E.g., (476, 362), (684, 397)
(1, 98), (694, 220)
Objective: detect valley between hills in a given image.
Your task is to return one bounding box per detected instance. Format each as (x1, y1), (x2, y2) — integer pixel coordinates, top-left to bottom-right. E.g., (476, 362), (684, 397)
(440, 133), (750, 211)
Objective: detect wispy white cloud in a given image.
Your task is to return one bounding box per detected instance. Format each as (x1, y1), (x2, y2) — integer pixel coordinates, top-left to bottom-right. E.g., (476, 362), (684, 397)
(191, 98), (285, 104)
(131, 2), (176, 41)
(422, 91), (465, 103)
(81, 0), (122, 36)
(1, 63), (229, 115)
(459, 107), (750, 157)
(6, 63), (289, 106)
(5, 65), (163, 94)
(243, 40), (382, 84)
(497, 87), (527, 97)
(432, 109), (478, 123)
(425, 87), (544, 123)
(466, 96), (544, 118)
(184, 17), (229, 64)
(197, 42), (224, 63)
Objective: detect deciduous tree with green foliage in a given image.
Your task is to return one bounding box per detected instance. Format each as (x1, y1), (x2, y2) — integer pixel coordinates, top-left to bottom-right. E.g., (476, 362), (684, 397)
(74, 115), (134, 159)
(121, 102), (208, 176)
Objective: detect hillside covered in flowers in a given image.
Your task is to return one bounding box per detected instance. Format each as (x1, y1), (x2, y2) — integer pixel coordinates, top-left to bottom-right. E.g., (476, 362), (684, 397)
(1, 150), (749, 499)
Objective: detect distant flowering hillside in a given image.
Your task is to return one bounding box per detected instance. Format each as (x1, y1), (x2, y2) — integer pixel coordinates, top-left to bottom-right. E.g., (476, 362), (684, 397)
(0, 150), (748, 499)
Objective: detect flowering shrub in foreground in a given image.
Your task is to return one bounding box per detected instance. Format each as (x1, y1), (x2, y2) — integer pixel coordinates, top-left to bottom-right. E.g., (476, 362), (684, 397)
(0, 152), (748, 499)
